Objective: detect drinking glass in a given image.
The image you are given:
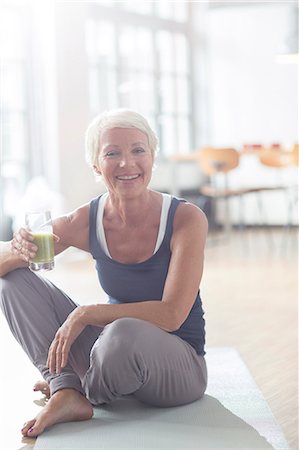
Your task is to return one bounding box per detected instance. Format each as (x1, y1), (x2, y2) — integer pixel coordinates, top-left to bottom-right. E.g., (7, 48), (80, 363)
(25, 211), (55, 271)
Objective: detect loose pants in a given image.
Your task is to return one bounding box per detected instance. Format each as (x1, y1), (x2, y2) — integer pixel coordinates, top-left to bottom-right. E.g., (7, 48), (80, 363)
(0, 268), (207, 407)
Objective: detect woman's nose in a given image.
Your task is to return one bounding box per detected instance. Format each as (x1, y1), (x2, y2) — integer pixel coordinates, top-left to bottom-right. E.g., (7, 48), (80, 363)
(119, 154), (134, 168)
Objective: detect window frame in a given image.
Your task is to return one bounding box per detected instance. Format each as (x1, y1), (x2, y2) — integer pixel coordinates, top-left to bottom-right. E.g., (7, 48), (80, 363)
(86, 2), (196, 158)
(0, 2), (46, 238)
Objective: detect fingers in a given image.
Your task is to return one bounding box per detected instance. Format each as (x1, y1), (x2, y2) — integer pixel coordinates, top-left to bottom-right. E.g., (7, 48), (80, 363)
(55, 340), (63, 374)
(47, 334), (70, 375)
(11, 228), (60, 262)
(11, 228), (38, 262)
(47, 339), (59, 374)
(61, 342), (70, 370)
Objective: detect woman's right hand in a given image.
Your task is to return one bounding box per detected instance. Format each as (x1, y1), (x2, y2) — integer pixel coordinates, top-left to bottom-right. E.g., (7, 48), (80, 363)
(11, 228), (38, 263)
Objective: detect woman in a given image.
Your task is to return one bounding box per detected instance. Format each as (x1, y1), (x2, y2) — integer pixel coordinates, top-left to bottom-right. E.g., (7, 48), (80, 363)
(0, 109), (208, 438)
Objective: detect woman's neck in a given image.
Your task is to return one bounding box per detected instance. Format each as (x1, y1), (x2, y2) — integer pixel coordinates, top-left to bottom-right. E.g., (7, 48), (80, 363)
(105, 190), (160, 226)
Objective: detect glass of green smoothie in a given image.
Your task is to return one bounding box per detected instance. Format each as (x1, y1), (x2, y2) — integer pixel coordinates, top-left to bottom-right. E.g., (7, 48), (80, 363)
(25, 211), (55, 271)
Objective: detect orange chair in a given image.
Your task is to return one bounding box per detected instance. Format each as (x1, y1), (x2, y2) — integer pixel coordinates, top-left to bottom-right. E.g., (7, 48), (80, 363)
(258, 147), (293, 168)
(292, 144), (299, 166)
(253, 147), (296, 233)
(197, 147), (239, 178)
(287, 144), (299, 228)
(196, 147), (254, 232)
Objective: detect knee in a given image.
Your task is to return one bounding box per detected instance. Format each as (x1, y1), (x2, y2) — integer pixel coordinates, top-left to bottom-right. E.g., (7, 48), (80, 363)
(1, 267), (30, 282)
(0, 269), (19, 300)
(92, 318), (147, 364)
(103, 317), (147, 347)
(0, 268), (32, 310)
(1, 268), (30, 289)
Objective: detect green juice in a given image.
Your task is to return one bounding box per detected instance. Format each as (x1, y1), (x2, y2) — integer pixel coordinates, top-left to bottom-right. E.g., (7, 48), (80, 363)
(32, 232), (54, 263)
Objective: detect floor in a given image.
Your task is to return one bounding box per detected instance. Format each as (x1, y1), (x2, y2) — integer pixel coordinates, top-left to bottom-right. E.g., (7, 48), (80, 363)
(0, 228), (297, 450)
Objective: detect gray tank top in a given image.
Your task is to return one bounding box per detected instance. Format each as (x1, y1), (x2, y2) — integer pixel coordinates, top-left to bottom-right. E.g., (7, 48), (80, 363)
(89, 194), (206, 355)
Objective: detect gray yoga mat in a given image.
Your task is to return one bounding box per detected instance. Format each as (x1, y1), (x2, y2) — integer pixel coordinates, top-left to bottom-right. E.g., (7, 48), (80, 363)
(34, 347), (289, 450)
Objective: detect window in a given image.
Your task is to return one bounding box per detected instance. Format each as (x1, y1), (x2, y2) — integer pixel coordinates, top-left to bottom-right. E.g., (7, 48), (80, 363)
(85, 2), (192, 156)
(0, 5), (30, 237)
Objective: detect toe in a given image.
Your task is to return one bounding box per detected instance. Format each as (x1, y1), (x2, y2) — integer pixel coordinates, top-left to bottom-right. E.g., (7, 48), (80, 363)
(33, 380), (47, 391)
(21, 419), (35, 436)
(33, 380), (43, 389)
(33, 380), (50, 398)
(26, 417), (46, 437)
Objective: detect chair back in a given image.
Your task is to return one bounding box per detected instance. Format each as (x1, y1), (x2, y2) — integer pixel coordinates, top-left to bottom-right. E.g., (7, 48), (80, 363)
(259, 148), (293, 168)
(292, 144), (299, 166)
(197, 147), (240, 175)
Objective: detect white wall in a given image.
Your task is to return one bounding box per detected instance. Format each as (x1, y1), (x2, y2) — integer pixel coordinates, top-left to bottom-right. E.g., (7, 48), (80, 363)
(207, 4), (297, 147)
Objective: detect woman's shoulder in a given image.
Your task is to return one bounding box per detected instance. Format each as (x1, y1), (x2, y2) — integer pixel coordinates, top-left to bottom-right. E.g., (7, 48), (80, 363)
(172, 199), (208, 234)
(52, 202), (91, 252)
(67, 202), (90, 226)
(67, 193), (105, 224)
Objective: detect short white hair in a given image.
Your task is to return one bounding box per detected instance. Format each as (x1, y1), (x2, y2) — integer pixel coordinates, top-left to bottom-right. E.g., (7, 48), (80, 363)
(85, 108), (159, 168)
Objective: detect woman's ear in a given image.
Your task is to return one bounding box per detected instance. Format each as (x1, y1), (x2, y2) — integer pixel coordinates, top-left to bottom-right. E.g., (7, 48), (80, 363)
(93, 165), (101, 176)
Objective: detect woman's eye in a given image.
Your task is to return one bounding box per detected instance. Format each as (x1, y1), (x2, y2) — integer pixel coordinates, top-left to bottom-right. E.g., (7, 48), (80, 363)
(105, 151), (119, 157)
(133, 147), (145, 154)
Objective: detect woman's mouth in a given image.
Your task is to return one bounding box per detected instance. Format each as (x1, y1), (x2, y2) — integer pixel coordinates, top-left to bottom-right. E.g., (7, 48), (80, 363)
(116, 174), (141, 181)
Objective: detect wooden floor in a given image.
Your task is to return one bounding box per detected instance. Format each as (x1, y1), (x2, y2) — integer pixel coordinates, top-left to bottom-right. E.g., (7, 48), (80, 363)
(0, 228), (297, 450)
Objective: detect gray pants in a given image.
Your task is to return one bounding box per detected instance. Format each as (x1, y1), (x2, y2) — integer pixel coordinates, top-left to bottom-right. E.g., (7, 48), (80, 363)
(0, 268), (207, 407)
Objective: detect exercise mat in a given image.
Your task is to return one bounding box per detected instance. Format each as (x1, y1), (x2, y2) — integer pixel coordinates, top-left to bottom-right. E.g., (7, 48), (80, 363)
(34, 347), (289, 450)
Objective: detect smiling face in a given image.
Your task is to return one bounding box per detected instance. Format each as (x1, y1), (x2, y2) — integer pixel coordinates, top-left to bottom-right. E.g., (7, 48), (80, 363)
(94, 127), (154, 199)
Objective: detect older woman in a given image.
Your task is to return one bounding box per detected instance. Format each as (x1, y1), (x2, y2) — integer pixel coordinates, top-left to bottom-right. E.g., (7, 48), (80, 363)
(0, 109), (208, 438)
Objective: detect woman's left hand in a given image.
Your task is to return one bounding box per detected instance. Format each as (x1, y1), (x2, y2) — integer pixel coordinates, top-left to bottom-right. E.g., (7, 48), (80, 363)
(47, 306), (87, 374)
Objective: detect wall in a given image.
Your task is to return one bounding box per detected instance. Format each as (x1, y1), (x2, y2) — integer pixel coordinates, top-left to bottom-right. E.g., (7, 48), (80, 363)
(207, 3), (297, 147)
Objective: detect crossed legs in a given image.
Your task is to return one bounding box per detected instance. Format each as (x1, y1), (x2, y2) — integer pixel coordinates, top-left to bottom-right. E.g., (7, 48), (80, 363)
(0, 268), (207, 437)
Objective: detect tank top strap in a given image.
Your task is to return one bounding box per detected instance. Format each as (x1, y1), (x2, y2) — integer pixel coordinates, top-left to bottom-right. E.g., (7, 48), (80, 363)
(163, 196), (187, 246)
(89, 194), (103, 257)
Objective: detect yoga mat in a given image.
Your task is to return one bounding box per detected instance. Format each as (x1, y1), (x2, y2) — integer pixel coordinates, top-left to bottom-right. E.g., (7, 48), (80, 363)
(34, 347), (289, 450)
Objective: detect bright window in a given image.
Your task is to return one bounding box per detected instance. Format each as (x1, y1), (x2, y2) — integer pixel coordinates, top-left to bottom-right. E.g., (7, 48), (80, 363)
(85, 2), (192, 156)
(0, 5), (30, 236)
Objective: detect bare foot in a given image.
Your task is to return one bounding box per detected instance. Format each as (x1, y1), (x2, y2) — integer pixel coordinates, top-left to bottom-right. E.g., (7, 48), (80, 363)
(21, 388), (93, 437)
(33, 380), (50, 399)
